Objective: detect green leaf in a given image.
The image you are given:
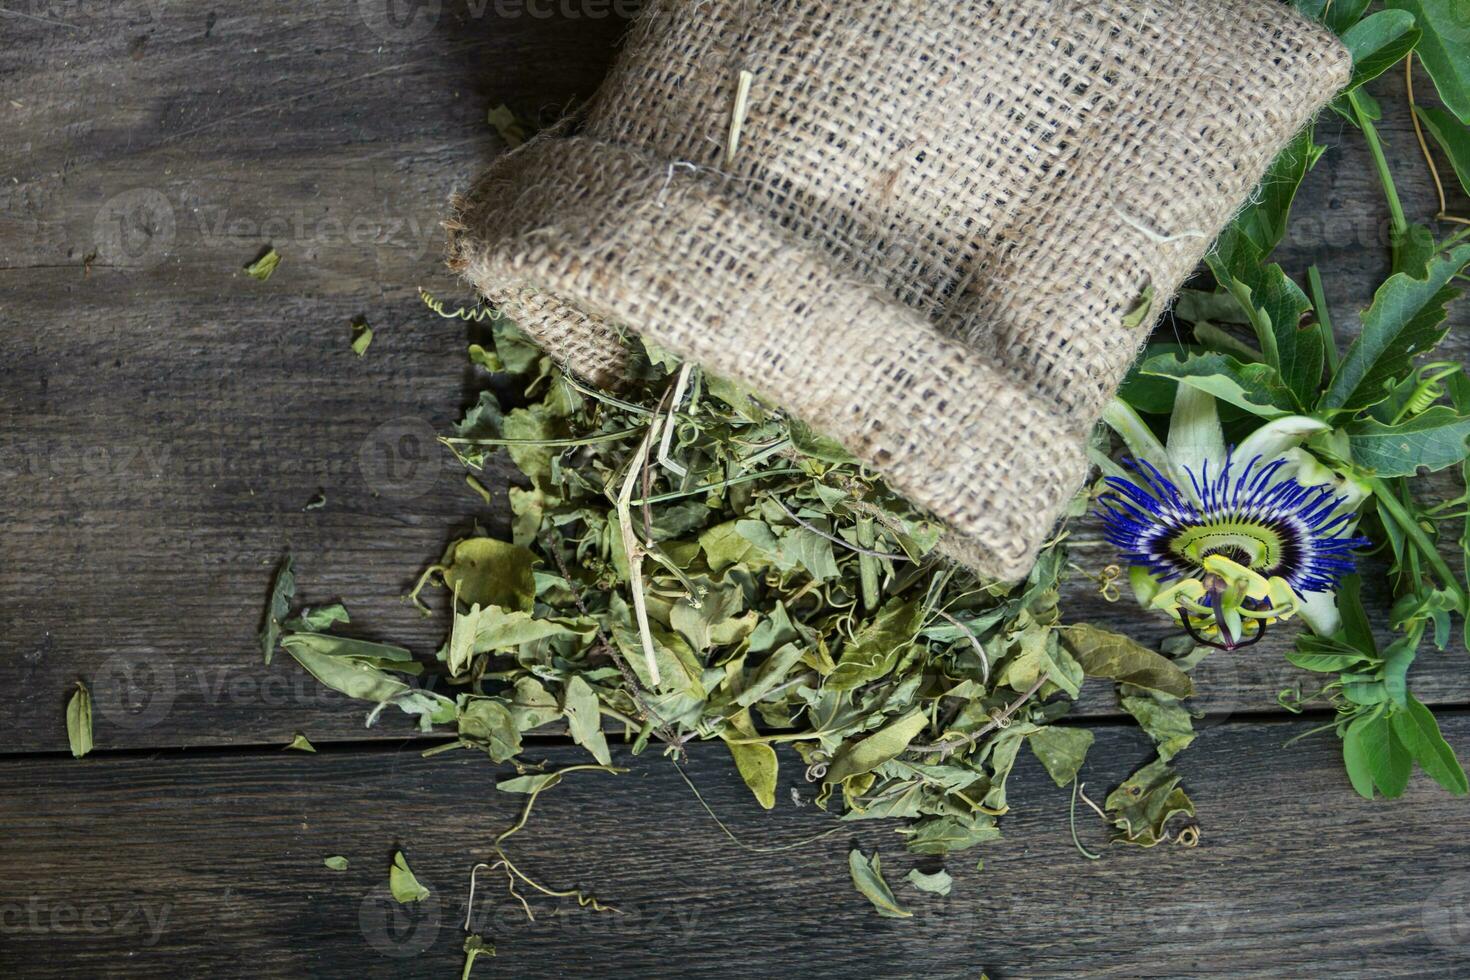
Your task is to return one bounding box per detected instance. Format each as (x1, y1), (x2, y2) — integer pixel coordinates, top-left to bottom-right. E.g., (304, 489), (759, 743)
(899, 812), (1002, 854)
(496, 772), (563, 795)
(1026, 726), (1094, 787)
(562, 675), (611, 766)
(1120, 695), (1196, 762)
(1391, 695), (1469, 794)
(1336, 574), (1379, 656)
(244, 247), (281, 281)
(280, 634), (413, 704)
(1341, 10), (1421, 91)
(997, 626), (1080, 698)
(1141, 351), (1295, 418)
(389, 851), (430, 903)
(1388, 1), (1470, 123)
(442, 538), (538, 612)
(723, 738), (778, 810)
(905, 868), (953, 897)
(1347, 406), (1470, 476)
(825, 710), (930, 787)
(350, 320), (374, 357)
(1343, 714), (1378, 798)
(259, 553), (296, 665)
(286, 733), (317, 753)
(1285, 648), (1372, 672)
(284, 602), (349, 632)
(826, 599), (922, 691)
(788, 418), (858, 465)
(486, 103), (530, 146)
(847, 849), (912, 919)
(1415, 106), (1470, 196)
(1061, 624), (1193, 699)
(1323, 244), (1470, 412)
(66, 681), (93, 759)
(1361, 711), (1414, 798)
(699, 520), (769, 572)
(1382, 635), (1418, 707)
(323, 856), (349, 871)
(1104, 756), (1195, 847)
(1222, 125), (1324, 256)
(457, 697), (522, 762)
(735, 642), (807, 707)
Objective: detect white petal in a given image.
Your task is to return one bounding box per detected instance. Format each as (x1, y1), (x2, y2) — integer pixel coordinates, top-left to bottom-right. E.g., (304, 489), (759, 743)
(1235, 415), (1331, 465)
(1166, 386), (1225, 503)
(1297, 588), (1343, 636)
(1101, 398), (1171, 477)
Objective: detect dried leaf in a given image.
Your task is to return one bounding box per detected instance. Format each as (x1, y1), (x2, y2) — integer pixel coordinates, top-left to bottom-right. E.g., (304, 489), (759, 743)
(389, 851), (430, 903)
(905, 868), (953, 896)
(1062, 624), (1192, 699)
(66, 681), (93, 759)
(848, 849), (912, 918)
(286, 733), (317, 753)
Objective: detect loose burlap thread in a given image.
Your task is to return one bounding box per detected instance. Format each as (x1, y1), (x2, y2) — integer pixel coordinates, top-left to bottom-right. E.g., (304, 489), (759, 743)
(448, 0), (1350, 580)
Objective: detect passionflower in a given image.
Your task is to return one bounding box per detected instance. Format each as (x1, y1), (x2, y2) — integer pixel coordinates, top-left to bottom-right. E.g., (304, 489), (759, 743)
(1098, 453), (1369, 649)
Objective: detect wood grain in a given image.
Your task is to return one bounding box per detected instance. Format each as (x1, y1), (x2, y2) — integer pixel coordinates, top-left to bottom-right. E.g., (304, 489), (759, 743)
(1, 2), (1468, 755)
(1, 715), (1468, 978)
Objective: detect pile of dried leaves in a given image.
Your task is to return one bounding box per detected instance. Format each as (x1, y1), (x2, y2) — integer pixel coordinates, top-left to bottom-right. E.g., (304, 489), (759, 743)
(261, 308), (1211, 909)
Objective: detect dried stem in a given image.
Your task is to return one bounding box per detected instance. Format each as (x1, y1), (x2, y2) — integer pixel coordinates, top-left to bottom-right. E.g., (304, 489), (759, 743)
(910, 673), (1049, 758)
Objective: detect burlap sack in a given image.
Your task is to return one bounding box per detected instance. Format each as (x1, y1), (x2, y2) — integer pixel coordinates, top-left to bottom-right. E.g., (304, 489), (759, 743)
(448, 0), (1349, 580)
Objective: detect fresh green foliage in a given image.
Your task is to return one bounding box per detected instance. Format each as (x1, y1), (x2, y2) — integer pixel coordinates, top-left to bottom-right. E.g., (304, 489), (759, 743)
(1116, 17), (1470, 796)
(323, 856), (348, 871)
(1416, 105), (1470, 195)
(66, 681), (93, 759)
(1387, 0), (1470, 122)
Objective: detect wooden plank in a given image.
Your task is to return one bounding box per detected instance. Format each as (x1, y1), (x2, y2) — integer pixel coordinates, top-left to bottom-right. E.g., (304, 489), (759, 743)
(3, 1), (1469, 753)
(1, 714), (1468, 977)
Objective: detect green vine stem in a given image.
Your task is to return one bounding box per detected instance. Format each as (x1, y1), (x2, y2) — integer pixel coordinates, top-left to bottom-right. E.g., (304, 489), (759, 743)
(1350, 90), (1409, 269)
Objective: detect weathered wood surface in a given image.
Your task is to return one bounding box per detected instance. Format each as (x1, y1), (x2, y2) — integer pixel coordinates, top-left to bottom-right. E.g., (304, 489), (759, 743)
(2, 2), (1467, 753)
(1, 715), (1468, 978)
(3, 5), (1470, 976)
